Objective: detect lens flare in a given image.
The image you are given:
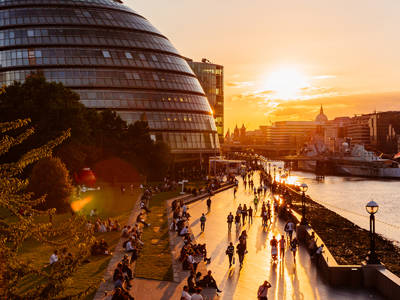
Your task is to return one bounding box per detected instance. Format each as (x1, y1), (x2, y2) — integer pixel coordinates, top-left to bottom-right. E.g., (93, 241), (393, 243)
(71, 196), (92, 212)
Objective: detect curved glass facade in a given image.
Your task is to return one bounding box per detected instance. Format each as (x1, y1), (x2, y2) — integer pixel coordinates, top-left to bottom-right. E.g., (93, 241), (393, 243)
(0, 0), (219, 154)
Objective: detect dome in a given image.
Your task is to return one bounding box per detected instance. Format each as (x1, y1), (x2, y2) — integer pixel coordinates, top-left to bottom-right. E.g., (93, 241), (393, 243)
(315, 105), (328, 124)
(0, 0), (219, 154)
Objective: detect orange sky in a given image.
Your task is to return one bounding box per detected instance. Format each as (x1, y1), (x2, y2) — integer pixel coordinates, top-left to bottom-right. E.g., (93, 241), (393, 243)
(128, 0), (400, 132)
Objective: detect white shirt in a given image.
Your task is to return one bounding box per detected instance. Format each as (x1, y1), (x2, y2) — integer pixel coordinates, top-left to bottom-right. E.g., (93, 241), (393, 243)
(181, 291), (191, 300)
(182, 204), (187, 213)
(187, 255), (195, 264)
(316, 246), (324, 255)
(287, 222), (295, 231)
(126, 241), (134, 251)
(180, 227), (188, 235)
(50, 253), (58, 264)
(191, 293), (203, 300)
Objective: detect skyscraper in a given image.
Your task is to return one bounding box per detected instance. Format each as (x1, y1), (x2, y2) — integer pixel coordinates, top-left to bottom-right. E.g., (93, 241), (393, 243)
(187, 58), (224, 143)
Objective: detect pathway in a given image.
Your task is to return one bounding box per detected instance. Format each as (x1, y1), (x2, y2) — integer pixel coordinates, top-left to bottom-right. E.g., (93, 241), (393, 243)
(187, 173), (384, 300)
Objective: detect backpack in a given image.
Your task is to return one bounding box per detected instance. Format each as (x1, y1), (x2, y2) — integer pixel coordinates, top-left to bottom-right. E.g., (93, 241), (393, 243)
(200, 216), (206, 223)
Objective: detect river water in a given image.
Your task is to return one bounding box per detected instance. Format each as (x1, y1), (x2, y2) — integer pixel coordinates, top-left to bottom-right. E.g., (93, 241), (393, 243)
(265, 162), (400, 244)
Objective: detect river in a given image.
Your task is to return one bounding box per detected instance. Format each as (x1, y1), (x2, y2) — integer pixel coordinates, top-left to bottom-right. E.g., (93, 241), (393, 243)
(265, 161), (400, 244)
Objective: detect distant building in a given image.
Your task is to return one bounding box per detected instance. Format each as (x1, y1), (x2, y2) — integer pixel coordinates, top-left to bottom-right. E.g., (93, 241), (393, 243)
(187, 58), (224, 143)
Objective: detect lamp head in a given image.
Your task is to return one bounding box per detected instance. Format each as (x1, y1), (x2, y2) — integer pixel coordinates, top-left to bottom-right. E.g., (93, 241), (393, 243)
(300, 183), (308, 193)
(366, 200), (379, 215)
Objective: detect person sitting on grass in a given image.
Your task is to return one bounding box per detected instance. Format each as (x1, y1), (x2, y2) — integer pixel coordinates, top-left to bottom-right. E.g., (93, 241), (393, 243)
(99, 239), (110, 255)
(49, 250), (58, 265)
(312, 244), (324, 259)
(136, 212), (150, 227)
(140, 200), (151, 213)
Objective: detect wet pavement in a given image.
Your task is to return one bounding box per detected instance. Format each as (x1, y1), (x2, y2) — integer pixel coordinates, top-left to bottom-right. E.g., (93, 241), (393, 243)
(188, 173), (383, 300)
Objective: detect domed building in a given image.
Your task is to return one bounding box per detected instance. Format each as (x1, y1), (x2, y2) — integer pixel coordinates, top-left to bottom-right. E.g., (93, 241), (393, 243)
(315, 105), (328, 124)
(0, 0), (219, 159)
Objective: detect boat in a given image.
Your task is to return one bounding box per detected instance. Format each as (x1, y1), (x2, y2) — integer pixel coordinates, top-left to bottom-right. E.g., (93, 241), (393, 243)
(297, 141), (400, 179)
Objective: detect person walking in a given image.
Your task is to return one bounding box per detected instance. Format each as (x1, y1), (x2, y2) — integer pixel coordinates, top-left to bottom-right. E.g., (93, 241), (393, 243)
(254, 194), (259, 211)
(257, 280), (272, 300)
(234, 186), (238, 198)
(241, 204), (248, 225)
(285, 220), (295, 242)
(290, 237), (298, 262)
(200, 213), (206, 232)
(226, 242), (235, 267)
(235, 214), (241, 231)
(206, 197), (212, 211)
(248, 206), (253, 223)
(270, 236), (278, 262)
(279, 234), (286, 259)
(237, 241), (246, 267)
(227, 212), (234, 231)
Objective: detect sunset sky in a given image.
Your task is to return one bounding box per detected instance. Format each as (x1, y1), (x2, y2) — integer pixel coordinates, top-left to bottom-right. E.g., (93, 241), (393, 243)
(127, 0), (400, 131)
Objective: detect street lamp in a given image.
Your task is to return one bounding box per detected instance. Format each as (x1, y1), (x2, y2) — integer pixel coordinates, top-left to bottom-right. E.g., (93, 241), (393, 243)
(300, 183), (308, 225)
(366, 200), (380, 264)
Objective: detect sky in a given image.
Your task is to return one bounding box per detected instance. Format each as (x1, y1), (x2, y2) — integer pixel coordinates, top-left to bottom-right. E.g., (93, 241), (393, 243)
(126, 0), (400, 131)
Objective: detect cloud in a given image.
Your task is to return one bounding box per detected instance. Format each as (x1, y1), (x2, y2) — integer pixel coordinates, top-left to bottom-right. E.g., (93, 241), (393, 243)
(226, 81), (255, 88)
(312, 75), (337, 80)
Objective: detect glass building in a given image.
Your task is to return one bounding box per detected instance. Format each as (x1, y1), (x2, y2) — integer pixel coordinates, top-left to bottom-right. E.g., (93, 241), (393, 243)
(0, 0), (219, 157)
(187, 58), (224, 143)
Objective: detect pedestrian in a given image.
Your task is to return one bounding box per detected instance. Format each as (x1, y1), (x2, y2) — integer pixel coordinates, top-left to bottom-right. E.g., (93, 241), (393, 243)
(227, 212), (234, 231)
(270, 236), (278, 262)
(279, 234), (285, 258)
(225, 242), (235, 267)
(290, 237), (298, 262)
(257, 280), (272, 300)
(248, 206), (253, 223)
(284, 220), (295, 241)
(237, 242), (246, 267)
(236, 204), (242, 216)
(234, 187), (237, 198)
(200, 213), (206, 232)
(206, 197), (212, 211)
(241, 204), (247, 225)
(235, 214), (241, 231)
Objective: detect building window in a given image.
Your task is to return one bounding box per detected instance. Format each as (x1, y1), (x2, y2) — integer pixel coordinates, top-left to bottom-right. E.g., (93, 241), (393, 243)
(27, 30), (34, 37)
(102, 50), (111, 58)
(125, 52), (133, 59)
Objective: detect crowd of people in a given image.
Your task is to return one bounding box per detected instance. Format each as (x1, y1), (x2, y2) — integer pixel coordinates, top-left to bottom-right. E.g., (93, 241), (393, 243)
(170, 198), (223, 299)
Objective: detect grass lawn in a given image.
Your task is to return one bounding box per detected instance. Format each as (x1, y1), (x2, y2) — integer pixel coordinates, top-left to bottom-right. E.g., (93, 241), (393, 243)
(134, 190), (179, 281)
(10, 183), (141, 298)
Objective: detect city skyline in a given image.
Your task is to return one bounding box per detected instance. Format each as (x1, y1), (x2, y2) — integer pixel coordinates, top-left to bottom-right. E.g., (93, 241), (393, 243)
(130, 0), (400, 131)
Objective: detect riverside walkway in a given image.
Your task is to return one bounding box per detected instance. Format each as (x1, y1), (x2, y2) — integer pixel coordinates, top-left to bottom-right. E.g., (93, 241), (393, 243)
(187, 173), (383, 300)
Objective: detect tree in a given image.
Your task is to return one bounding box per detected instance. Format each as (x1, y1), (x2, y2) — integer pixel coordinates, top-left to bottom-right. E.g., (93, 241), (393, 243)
(0, 119), (94, 299)
(29, 157), (74, 213)
(0, 73), (171, 178)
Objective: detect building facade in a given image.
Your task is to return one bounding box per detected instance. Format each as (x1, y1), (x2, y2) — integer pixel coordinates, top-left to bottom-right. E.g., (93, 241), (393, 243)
(0, 0), (219, 158)
(186, 58), (224, 143)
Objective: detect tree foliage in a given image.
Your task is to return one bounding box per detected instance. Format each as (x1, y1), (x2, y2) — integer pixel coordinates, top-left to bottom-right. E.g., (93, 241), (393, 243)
(29, 157), (74, 213)
(0, 120), (95, 299)
(0, 73), (171, 179)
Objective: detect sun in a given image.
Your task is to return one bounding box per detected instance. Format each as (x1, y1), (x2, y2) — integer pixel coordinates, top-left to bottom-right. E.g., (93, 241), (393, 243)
(263, 67), (309, 100)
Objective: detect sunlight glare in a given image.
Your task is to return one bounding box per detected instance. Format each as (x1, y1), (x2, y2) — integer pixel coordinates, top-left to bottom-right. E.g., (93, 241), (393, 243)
(263, 67), (309, 100)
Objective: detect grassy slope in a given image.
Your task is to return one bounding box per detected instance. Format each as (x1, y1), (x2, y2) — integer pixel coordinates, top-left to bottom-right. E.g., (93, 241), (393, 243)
(134, 191), (179, 281)
(13, 183), (140, 298)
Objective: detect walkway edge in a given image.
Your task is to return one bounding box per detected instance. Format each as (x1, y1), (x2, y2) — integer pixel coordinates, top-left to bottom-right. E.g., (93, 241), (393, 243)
(93, 193), (142, 300)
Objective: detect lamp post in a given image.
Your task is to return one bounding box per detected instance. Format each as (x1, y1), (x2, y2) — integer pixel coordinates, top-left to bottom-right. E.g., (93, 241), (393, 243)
(300, 183), (308, 225)
(366, 200), (380, 264)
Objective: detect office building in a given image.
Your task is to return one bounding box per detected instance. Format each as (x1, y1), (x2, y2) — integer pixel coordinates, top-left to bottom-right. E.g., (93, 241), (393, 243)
(0, 0), (219, 159)
(187, 58), (224, 143)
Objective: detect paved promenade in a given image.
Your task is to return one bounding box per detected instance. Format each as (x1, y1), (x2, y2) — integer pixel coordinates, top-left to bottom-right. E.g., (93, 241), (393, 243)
(187, 173), (384, 300)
